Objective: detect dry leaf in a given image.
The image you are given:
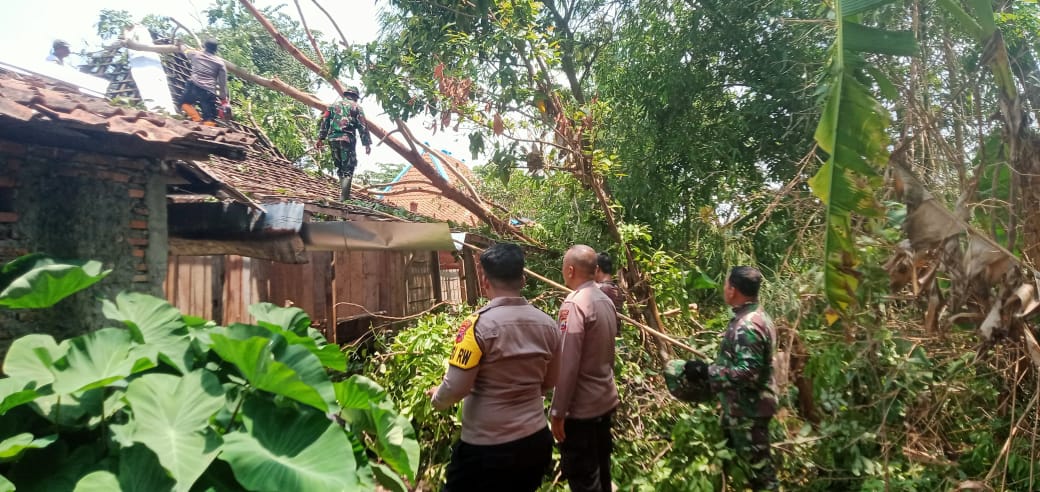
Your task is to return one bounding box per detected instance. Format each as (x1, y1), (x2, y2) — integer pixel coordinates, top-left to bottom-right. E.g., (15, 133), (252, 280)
(1023, 326), (1040, 369)
(493, 113), (504, 135)
(979, 302), (1002, 341)
(964, 236), (1012, 285)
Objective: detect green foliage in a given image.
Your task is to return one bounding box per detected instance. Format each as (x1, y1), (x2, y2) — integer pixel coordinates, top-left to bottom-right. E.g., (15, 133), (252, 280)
(809, 0), (918, 313)
(343, 311), (466, 486)
(0, 257), (419, 491)
(0, 255), (109, 309)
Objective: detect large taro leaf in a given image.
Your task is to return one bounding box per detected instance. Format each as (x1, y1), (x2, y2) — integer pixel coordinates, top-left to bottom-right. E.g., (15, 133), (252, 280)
(220, 398), (359, 491)
(0, 475), (12, 492)
(0, 255), (110, 309)
(334, 376), (419, 482)
(51, 328), (151, 394)
(0, 432), (56, 461)
(102, 292), (192, 374)
(30, 388), (106, 427)
(247, 304), (346, 371)
(116, 371), (224, 492)
(209, 335), (334, 412)
(249, 303), (312, 335)
(72, 444), (176, 492)
(3, 334), (67, 386)
(0, 377), (41, 415)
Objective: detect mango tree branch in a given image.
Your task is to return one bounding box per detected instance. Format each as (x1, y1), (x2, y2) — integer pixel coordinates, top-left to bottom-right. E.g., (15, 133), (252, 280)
(293, 0), (328, 68)
(310, 0), (352, 50)
(204, 2), (538, 242)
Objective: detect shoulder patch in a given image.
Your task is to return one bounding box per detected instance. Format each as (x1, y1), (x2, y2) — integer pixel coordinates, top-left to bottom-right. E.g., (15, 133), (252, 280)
(559, 308), (570, 332)
(449, 313), (482, 369)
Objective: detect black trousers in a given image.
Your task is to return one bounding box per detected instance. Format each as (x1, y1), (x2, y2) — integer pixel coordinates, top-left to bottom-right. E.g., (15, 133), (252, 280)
(178, 81), (218, 122)
(443, 426), (552, 492)
(560, 409), (614, 492)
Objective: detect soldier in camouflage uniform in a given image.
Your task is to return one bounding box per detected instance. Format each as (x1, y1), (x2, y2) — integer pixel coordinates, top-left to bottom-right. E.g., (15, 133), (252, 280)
(317, 86), (372, 201)
(683, 266), (778, 490)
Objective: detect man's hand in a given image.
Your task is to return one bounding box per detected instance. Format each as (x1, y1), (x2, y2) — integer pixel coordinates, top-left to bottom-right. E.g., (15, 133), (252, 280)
(365, 145), (372, 155)
(316, 141), (325, 152)
(551, 416), (566, 443)
(684, 359), (710, 383)
(426, 385), (438, 399)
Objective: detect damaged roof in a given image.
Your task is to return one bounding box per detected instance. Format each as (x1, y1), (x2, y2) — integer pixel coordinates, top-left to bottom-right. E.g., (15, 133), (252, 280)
(0, 70), (255, 160)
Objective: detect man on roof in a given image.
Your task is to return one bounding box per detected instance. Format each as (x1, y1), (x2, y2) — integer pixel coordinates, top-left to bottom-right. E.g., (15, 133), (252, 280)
(317, 85), (372, 201)
(178, 39), (229, 127)
(46, 40), (70, 66)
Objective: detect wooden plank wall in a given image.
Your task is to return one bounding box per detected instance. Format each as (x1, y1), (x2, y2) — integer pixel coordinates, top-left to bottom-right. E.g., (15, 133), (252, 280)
(167, 249), (436, 332)
(164, 255), (222, 322)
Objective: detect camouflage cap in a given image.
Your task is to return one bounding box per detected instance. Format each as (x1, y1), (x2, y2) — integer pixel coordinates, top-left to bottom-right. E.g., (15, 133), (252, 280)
(664, 359), (712, 403)
(342, 86), (360, 96)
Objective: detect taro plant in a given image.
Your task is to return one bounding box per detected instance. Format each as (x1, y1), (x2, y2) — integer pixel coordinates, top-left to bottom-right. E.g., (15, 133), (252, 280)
(0, 254), (419, 491)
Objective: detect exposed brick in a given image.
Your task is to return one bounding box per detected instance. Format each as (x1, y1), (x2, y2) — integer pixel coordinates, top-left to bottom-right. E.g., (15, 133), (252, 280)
(135, 263), (149, 271)
(0, 176), (15, 187)
(132, 248), (145, 257)
(132, 274), (149, 283)
(132, 206), (149, 216)
(130, 220), (148, 230)
(128, 238), (149, 246)
(128, 189), (145, 199)
(0, 212), (17, 223)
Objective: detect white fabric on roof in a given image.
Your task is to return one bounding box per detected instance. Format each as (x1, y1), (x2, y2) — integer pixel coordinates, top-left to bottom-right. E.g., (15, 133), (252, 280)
(126, 25), (176, 114)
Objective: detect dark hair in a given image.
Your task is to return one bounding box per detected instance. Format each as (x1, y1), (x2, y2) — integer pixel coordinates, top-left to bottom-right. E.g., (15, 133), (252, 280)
(596, 252), (615, 275)
(728, 266), (763, 298)
(204, 39), (219, 54)
(480, 243), (525, 288)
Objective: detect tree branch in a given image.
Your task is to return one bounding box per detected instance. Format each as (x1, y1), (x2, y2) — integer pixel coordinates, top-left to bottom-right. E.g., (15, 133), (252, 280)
(293, 0), (328, 68)
(310, 0), (351, 50)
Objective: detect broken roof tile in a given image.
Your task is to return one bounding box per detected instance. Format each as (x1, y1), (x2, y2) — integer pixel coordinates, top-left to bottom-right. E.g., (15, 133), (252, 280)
(0, 70), (255, 160)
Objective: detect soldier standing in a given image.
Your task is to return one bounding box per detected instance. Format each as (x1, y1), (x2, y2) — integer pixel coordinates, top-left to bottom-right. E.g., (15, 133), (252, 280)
(430, 243), (561, 492)
(179, 39), (228, 126)
(684, 266), (779, 490)
(317, 86), (372, 201)
(551, 245), (619, 492)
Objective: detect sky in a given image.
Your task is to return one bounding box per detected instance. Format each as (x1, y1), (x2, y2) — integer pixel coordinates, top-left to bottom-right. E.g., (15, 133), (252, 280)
(0, 0), (470, 172)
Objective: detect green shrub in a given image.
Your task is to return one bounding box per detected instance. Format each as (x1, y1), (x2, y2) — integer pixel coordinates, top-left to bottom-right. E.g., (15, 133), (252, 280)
(0, 255), (419, 492)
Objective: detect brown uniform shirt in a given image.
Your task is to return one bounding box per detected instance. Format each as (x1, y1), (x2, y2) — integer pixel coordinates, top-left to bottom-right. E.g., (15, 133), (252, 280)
(550, 281), (619, 420)
(431, 297), (561, 445)
(187, 51), (228, 100)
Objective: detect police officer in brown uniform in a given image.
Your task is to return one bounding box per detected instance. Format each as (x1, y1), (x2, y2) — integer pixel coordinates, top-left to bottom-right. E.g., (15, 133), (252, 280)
(431, 243), (561, 492)
(551, 245), (620, 492)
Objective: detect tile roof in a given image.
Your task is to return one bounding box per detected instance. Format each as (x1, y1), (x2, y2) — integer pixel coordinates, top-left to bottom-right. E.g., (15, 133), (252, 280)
(379, 152), (480, 226)
(79, 42), (436, 222)
(0, 71), (254, 160)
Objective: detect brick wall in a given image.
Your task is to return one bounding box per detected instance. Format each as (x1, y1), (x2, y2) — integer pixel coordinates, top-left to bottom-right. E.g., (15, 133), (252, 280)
(0, 138), (169, 352)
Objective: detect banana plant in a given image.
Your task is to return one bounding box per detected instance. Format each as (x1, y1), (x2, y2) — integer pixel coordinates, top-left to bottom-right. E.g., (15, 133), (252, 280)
(810, 0), (918, 313)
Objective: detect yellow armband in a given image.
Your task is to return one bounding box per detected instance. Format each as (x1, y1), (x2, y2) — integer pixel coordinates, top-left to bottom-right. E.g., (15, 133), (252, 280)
(449, 312), (482, 369)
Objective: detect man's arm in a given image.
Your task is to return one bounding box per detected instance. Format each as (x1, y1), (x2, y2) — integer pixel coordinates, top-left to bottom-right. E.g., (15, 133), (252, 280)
(356, 105), (373, 148)
(542, 323), (563, 393)
(317, 108), (332, 142)
(549, 303), (585, 420)
(707, 323), (770, 392)
(431, 365), (480, 410)
(217, 63), (229, 101)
